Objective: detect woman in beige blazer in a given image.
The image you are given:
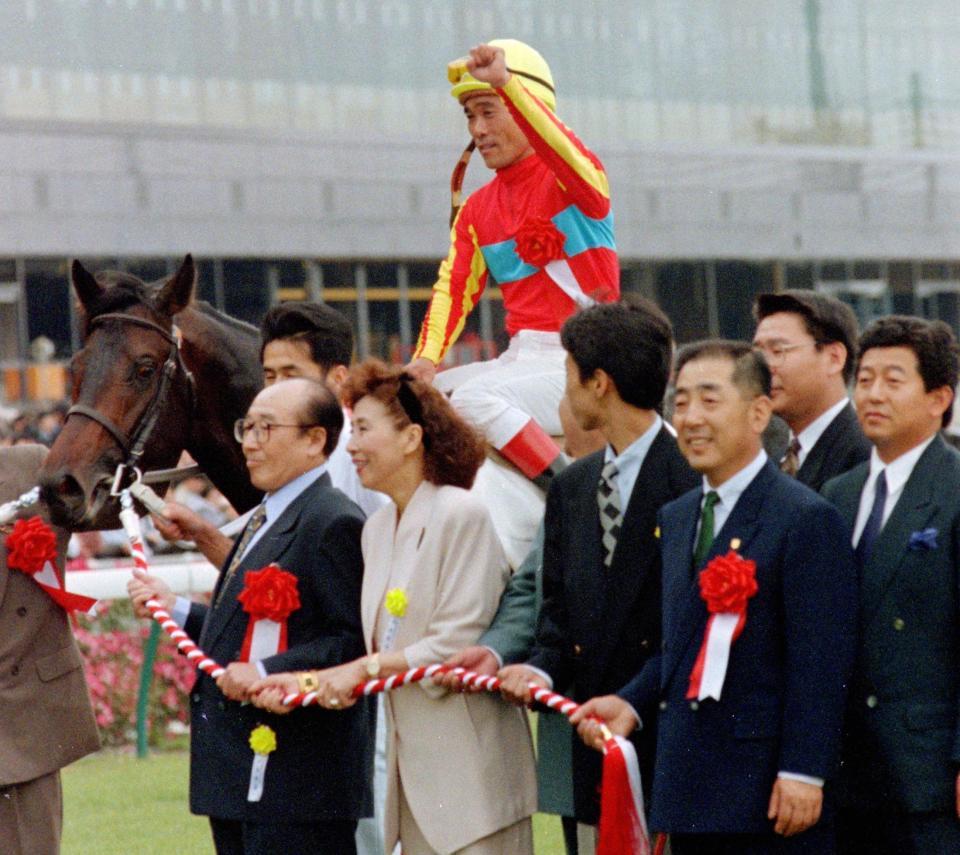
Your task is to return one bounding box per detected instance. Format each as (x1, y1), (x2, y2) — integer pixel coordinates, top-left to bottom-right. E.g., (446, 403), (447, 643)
(252, 361), (537, 855)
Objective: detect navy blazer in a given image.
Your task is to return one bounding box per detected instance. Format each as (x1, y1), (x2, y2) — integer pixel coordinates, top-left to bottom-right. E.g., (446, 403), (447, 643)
(823, 435), (960, 814)
(527, 427), (697, 824)
(620, 461), (857, 834)
(185, 473), (374, 824)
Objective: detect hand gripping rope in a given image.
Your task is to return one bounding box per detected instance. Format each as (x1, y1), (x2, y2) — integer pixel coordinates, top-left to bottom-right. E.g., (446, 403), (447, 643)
(117, 488), (655, 855)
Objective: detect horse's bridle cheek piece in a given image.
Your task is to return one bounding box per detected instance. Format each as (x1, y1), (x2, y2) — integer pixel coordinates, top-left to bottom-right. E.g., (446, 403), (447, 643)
(64, 312), (197, 489)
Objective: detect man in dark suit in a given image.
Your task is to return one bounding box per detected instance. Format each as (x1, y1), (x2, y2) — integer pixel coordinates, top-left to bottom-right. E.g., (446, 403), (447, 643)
(0, 444), (100, 855)
(821, 316), (960, 854)
(499, 300), (698, 853)
(753, 290), (869, 491)
(575, 340), (857, 854)
(130, 378), (372, 855)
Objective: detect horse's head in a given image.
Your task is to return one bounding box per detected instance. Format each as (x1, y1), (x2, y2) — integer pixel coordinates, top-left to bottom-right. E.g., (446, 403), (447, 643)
(39, 256), (198, 530)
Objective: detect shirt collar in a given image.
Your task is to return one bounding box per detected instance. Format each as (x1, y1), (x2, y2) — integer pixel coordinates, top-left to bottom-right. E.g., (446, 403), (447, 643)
(866, 434), (936, 499)
(794, 397), (849, 457)
(262, 463), (327, 525)
(603, 414), (663, 467)
(702, 450), (768, 510)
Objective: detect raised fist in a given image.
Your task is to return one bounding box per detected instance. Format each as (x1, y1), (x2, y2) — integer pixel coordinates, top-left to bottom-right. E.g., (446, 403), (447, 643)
(466, 43), (510, 89)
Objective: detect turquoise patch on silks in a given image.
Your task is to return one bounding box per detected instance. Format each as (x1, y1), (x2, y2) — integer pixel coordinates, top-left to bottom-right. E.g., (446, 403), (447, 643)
(479, 206), (617, 286)
(481, 240), (537, 285)
(552, 206), (616, 257)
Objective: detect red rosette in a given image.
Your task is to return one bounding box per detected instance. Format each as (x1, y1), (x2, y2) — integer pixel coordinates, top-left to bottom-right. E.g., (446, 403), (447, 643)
(514, 216), (566, 268)
(238, 564), (300, 622)
(698, 550), (758, 614)
(6, 516), (57, 576)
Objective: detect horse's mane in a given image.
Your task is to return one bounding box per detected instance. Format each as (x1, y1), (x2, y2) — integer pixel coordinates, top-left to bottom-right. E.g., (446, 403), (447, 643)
(191, 300), (259, 337)
(82, 272), (258, 340)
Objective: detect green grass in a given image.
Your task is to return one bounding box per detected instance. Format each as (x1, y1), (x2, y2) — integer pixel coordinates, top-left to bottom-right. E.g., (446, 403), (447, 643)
(63, 750), (566, 854)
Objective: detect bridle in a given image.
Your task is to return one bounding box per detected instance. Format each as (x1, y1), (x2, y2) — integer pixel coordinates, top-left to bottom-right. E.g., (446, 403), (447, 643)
(64, 311), (197, 491)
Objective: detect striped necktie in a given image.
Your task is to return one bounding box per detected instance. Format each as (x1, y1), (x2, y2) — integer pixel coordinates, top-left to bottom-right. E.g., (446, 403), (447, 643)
(215, 503), (267, 606)
(598, 460), (623, 568)
(781, 438), (801, 477)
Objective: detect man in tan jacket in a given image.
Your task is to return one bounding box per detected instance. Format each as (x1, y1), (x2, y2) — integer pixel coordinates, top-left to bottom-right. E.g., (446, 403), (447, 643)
(0, 444), (100, 854)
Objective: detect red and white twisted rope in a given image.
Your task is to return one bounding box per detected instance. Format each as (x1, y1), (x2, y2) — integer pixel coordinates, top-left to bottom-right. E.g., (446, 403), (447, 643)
(118, 489), (652, 854)
(120, 491), (227, 680)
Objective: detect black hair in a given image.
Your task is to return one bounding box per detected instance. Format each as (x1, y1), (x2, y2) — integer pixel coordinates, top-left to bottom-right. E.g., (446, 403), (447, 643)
(754, 290), (860, 384)
(675, 339), (771, 398)
(858, 315), (959, 428)
(260, 302), (353, 372)
(560, 298), (673, 410)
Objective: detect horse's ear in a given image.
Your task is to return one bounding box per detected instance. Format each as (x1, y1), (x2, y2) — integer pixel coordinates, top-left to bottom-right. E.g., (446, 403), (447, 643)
(70, 259), (104, 312)
(155, 254), (196, 316)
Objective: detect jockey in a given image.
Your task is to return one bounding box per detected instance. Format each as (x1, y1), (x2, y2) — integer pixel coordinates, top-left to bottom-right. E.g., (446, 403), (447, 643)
(406, 40), (620, 490)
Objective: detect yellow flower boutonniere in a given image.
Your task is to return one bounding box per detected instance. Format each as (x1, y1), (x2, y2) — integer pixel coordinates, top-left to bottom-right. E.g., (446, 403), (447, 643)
(247, 724), (276, 803)
(385, 588), (408, 618)
(654, 526), (661, 540)
(249, 724), (277, 756)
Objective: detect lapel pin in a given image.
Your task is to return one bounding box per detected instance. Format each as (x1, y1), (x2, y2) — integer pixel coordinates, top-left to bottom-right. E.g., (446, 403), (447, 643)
(730, 538), (741, 550)
(654, 526), (660, 539)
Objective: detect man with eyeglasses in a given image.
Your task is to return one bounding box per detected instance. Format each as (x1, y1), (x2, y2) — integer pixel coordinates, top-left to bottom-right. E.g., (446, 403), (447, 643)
(128, 378), (373, 854)
(752, 291), (870, 492)
(153, 302), (387, 569)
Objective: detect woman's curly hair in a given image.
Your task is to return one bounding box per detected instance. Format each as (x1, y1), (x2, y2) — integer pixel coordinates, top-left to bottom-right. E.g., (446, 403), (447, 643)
(343, 360), (486, 489)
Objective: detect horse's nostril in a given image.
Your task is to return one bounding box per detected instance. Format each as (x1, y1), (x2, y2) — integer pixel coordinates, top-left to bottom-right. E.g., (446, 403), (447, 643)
(56, 474), (83, 498)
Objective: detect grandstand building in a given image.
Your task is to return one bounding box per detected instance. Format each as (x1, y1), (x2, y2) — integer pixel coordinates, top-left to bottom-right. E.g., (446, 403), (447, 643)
(0, 0), (957, 392)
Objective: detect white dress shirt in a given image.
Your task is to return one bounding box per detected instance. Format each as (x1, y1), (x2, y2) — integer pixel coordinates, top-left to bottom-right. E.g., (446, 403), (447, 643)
(697, 450), (768, 544)
(852, 435), (937, 546)
(603, 414), (664, 504)
(791, 397), (850, 469)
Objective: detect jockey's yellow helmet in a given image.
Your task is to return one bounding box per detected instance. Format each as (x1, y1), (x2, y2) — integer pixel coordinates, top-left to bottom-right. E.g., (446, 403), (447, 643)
(447, 39), (556, 112)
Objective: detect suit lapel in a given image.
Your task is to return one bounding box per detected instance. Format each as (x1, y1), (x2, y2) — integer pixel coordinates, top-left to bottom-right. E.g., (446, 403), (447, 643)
(861, 439), (943, 623)
(659, 490), (700, 680)
(797, 402), (853, 487)
(829, 463), (868, 534)
(200, 477), (319, 651)
(364, 481), (436, 652)
(662, 463), (774, 688)
(566, 453), (605, 629)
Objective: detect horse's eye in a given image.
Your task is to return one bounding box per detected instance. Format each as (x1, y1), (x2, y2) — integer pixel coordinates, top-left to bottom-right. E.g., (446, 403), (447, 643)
(135, 362), (156, 381)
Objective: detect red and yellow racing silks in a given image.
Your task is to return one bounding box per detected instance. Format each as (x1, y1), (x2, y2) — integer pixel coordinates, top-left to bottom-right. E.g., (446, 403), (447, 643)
(414, 76), (620, 365)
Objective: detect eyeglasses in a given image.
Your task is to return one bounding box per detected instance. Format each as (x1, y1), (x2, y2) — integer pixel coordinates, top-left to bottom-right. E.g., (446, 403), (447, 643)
(752, 342), (818, 365)
(233, 419), (312, 444)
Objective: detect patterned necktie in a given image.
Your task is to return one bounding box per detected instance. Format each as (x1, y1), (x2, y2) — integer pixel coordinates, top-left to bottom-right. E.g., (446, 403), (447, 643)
(693, 491), (720, 571)
(597, 459), (623, 568)
(781, 437), (802, 477)
(855, 471), (888, 564)
(215, 503), (267, 606)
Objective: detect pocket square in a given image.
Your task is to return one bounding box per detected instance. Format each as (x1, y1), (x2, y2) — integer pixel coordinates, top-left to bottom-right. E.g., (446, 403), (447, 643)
(908, 528), (938, 550)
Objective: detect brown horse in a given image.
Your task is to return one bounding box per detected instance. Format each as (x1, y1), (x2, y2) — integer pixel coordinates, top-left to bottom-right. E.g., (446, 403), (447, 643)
(39, 255), (264, 530)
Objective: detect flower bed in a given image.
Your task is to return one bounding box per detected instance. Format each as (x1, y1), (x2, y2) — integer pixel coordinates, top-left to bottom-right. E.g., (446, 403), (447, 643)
(74, 600), (196, 747)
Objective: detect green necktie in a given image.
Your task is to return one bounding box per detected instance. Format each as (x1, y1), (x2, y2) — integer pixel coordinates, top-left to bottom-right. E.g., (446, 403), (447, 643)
(693, 491), (720, 570)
